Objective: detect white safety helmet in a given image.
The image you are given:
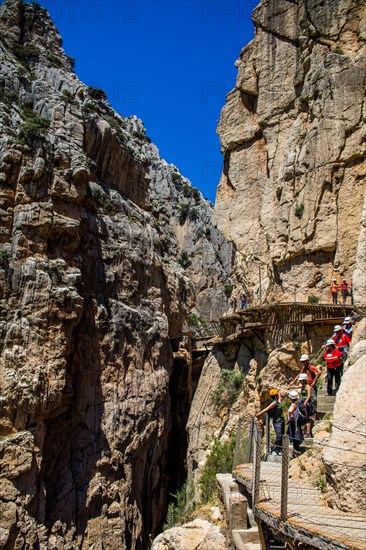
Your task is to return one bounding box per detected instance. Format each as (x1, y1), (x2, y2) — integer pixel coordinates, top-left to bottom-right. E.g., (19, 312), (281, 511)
(299, 373), (309, 381)
(344, 317), (351, 323)
(334, 325), (342, 331)
(289, 390), (299, 400)
(300, 354), (309, 362)
(326, 339), (336, 346)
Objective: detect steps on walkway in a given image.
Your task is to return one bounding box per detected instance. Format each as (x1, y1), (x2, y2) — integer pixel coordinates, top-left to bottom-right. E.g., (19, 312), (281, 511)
(232, 530), (261, 549)
(216, 474), (262, 550)
(317, 391), (336, 416)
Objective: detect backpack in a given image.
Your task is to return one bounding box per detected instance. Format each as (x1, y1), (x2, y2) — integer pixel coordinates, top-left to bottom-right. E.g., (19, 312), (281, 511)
(297, 402), (307, 425)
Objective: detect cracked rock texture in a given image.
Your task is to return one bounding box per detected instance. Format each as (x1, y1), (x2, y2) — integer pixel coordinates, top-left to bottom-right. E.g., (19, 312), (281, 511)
(151, 518), (228, 550)
(214, 0), (366, 305)
(0, 1), (232, 548)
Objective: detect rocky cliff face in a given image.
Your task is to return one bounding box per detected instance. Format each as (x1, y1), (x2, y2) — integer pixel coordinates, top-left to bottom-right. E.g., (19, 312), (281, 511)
(214, 0), (366, 305)
(0, 1), (232, 547)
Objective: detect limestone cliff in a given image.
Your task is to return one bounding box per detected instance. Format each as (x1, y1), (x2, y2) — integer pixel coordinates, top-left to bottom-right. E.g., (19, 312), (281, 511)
(214, 0), (366, 305)
(0, 1), (232, 547)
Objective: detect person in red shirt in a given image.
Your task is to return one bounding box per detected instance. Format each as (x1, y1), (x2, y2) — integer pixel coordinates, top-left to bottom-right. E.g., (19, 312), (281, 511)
(340, 279), (348, 305)
(289, 354), (322, 394)
(332, 325), (351, 349)
(323, 339), (343, 395)
(330, 279), (338, 304)
(332, 324), (351, 375)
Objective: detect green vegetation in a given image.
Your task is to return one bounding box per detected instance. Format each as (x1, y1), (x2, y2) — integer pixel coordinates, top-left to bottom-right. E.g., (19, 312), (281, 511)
(163, 482), (193, 530)
(12, 43), (40, 64)
(137, 321), (152, 334)
(0, 250), (9, 269)
(181, 182), (201, 202)
(224, 283), (233, 298)
(18, 107), (50, 145)
(295, 203), (305, 219)
(178, 203), (200, 224)
(299, 16), (310, 31)
(333, 47), (344, 55)
(188, 312), (203, 327)
(133, 129), (149, 141)
(199, 436), (236, 503)
(31, 1), (43, 10)
(66, 55), (75, 69)
(308, 294), (319, 304)
(171, 172), (183, 187)
(0, 86), (19, 107)
(81, 101), (99, 115)
(87, 86), (107, 101)
(106, 117), (126, 142)
(178, 251), (191, 269)
(211, 369), (244, 409)
(46, 53), (64, 68)
(178, 203), (190, 224)
(188, 207), (199, 222)
(315, 470), (327, 493)
(62, 89), (78, 106)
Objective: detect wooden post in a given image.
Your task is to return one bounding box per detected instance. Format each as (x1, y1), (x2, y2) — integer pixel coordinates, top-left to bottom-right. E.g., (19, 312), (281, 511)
(247, 415), (255, 463)
(265, 413), (271, 456)
(253, 422), (262, 508)
(233, 417), (242, 469)
(280, 435), (289, 522)
(259, 264), (262, 307)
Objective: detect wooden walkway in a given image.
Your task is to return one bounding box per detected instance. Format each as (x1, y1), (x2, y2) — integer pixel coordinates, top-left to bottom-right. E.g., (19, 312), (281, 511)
(213, 302), (356, 341)
(234, 463), (366, 550)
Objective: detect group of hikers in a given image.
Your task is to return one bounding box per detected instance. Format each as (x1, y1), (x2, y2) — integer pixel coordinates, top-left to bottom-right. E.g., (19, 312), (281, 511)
(330, 278), (353, 305)
(230, 292), (247, 312)
(228, 277), (353, 312)
(256, 315), (355, 457)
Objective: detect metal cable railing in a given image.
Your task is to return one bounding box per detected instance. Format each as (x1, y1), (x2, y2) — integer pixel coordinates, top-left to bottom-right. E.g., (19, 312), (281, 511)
(234, 417), (366, 549)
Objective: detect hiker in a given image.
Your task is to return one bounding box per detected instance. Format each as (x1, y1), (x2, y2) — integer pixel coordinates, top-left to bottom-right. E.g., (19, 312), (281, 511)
(342, 316), (353, 340)
(296, 373), (316, 438)
(256, 389), (285, 455)
(332, 324), (351, 374)
(323, 339), (343, 395)
(287, 390), (303, 457)
(340, 279), (349, 305)
(240, 292), (247, 309)
(349, 280), (354, 305)
(230, 296), (237, 314)
(330, 279), (338, 304)
(290, 354), (321, 396)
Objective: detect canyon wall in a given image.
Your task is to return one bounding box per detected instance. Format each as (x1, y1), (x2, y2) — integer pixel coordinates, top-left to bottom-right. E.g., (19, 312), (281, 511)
(214, 0), (366, 305)
(0, 1), (232, 548)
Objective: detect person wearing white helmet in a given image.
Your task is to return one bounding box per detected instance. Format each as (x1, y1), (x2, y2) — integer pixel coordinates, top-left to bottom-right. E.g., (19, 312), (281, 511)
(289, 373), (316, 438)
(289, 354), (321, 390)
(256, 389), (285, 455)
(342, 316), (353, 339)
(332, 324), (351, 376)
(287, 390), (302, 457)
(323, 339), (343, 395)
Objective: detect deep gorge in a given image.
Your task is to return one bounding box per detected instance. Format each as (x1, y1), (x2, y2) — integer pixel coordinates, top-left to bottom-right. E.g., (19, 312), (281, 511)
(1, 0), (365, 548)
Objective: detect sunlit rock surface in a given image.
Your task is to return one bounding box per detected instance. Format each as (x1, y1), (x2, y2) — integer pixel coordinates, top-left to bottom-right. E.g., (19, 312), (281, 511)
(214, 0), (366, 305)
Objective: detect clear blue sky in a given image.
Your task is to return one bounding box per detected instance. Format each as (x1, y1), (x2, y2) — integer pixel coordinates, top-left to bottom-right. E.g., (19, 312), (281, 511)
(36, 1), (256, 202)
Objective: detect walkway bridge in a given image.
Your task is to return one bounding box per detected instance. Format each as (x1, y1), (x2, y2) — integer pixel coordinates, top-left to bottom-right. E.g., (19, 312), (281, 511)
(230, 418), (366, 550)
(190, 302), (360, 353)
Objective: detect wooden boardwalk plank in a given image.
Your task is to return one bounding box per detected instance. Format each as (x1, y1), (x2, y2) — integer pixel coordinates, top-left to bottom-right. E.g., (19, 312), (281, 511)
(234, 463), (366, 550)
